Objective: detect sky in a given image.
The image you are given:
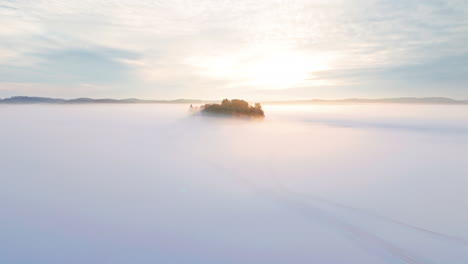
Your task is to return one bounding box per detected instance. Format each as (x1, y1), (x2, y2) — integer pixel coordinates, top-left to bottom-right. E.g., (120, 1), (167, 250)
(1, 0), (468, 100)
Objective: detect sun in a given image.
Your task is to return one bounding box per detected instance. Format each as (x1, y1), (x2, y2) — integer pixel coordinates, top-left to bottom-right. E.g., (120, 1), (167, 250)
(190, 50), (331, 89)
(245, 53), (321, 89)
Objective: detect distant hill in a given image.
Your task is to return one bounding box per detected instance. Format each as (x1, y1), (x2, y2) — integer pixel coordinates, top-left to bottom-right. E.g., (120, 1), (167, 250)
(263, 97), (468, 105)
(0, 96), (206, 104)
(0, 96), (467, 105)
(0, 96), (67, 104)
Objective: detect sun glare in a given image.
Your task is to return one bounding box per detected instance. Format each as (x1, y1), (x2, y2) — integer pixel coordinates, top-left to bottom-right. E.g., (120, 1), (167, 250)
(246, 53), (327, 89)
(190, 50), (331, 90)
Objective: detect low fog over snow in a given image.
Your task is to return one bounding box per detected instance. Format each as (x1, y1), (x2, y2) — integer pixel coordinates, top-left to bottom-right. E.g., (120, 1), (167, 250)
(1, 104), (467, 263)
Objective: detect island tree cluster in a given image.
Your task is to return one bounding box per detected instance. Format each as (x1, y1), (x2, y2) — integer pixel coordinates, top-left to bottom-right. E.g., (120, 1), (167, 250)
(199, 99), (265, 118)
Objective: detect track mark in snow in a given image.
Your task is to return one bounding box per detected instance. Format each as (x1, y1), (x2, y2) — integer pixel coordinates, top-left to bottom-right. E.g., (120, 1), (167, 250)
(212, 163), (462, 264)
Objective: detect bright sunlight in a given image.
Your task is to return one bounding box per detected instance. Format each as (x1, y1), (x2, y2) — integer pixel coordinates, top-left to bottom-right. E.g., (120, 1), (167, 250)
(189, 49), (331, 89)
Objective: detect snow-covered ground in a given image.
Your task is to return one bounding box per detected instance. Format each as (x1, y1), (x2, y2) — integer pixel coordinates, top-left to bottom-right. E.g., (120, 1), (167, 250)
(1, 104), (467, 264)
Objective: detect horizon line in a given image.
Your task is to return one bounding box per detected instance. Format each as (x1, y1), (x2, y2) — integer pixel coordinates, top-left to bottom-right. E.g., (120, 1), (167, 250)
(1, 96), (468, 105)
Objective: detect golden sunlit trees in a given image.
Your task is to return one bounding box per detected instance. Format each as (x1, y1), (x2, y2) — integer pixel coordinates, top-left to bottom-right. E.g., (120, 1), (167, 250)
(201, 99), (264, 118)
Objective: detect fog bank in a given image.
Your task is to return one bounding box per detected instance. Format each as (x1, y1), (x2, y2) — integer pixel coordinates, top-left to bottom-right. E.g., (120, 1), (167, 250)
(1, 104), (467, 263)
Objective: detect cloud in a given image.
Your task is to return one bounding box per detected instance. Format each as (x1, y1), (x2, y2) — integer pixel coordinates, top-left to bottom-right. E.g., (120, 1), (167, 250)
(0, 47), (137, 84)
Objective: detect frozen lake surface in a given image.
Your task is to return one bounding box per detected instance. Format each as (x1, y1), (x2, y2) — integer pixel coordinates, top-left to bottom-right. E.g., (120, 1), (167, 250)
(1, 104), (468, 263)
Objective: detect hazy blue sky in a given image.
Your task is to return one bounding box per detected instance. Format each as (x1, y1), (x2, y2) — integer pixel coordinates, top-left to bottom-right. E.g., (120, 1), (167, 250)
(1, 0), (467, 100)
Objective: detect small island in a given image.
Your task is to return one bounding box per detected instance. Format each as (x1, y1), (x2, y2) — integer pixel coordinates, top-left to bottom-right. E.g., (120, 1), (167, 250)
(192, 99), (265, 118)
